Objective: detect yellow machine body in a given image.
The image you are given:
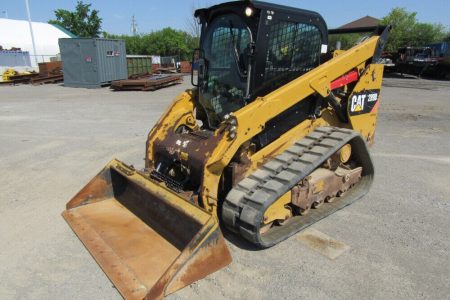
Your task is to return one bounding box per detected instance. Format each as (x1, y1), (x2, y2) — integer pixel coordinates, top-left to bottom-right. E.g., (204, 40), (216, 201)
(62, 1), (389, 298)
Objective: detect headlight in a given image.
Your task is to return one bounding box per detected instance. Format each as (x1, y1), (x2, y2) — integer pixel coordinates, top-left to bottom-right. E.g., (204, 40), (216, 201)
(245, 7), (254, 17)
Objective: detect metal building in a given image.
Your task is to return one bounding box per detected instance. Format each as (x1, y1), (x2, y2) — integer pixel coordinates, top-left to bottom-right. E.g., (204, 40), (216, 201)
(59, 38), (127, 88)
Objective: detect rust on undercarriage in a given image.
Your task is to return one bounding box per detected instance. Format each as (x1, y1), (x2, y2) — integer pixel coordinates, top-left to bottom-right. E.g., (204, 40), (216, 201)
(291, 166), (362, 212)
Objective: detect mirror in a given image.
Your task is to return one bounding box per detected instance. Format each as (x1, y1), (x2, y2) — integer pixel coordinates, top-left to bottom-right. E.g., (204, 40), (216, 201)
(191, 48), (202, 86)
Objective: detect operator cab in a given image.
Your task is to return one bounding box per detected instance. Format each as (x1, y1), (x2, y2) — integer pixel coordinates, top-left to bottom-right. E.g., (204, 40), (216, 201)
(194, 0), (328, 128)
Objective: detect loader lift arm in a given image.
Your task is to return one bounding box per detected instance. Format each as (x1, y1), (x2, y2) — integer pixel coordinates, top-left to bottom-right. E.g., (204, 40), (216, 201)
(191, 27), (390, 211)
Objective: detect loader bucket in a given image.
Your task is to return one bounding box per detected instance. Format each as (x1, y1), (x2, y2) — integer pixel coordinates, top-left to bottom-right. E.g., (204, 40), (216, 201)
(62, 159), (231, 300)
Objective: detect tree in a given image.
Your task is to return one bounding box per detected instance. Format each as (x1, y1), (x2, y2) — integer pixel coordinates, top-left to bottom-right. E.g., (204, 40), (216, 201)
(380, 7), (447, 51)
(380, 8), (416, 51)
(328, 33), (361, 51)
(442, 31), (450, 43)
(104, 28), (198, 60)
(49, 1), (102, 37)
(414, 23), (447, 46)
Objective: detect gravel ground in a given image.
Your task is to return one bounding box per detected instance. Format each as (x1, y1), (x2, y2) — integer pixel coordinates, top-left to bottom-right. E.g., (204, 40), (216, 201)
(0, 75), (449, 299)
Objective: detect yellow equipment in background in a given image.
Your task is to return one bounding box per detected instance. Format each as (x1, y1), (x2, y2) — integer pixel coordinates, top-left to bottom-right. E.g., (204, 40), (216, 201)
(2, 68), (17, 82)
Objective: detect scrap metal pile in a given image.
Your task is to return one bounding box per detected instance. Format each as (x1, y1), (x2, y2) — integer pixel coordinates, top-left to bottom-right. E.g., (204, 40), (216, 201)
(110, 73), (183, 91)
(1, 69), (38, 85)
(31, 61), (64, 85)
(1, 61), (63, 86)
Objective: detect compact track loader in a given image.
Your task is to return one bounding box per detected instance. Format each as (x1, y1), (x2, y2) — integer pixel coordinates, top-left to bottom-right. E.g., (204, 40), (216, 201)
(63, 1), (389, 299)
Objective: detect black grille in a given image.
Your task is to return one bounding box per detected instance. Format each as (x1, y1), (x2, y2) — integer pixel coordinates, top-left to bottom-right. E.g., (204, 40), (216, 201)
(264, 21), (322, 90)
(150, 170), (183, 193)
(211, 27), (234, 68)
(203, 23), (250, 118)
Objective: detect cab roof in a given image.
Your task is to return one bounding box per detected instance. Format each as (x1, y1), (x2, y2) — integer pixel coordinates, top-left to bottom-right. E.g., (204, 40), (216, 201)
(195, 0), (324, 23)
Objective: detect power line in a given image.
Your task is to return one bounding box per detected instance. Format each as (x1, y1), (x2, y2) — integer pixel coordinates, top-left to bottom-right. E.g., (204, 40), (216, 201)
(131, 15), (138, 35)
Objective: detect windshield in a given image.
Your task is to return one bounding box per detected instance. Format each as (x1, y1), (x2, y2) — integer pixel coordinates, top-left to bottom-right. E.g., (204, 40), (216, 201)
(199, 14), (252, 128)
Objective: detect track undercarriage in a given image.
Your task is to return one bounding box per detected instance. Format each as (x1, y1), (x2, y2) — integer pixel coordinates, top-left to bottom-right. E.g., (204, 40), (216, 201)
(260, 160), (363, 235)
(222, 127), (374, 248)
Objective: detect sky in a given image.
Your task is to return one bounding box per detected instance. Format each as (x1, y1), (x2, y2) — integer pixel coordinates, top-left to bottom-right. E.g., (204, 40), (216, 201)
(1, 0), (449, 35)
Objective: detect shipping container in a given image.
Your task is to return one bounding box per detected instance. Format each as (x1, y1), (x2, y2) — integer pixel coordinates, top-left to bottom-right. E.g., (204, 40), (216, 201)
(126, 55), (152, 76)
(59, 38), (127, 88)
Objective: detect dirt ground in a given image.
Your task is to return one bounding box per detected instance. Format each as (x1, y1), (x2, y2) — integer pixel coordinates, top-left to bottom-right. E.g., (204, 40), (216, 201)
(0, 75), (449, 299)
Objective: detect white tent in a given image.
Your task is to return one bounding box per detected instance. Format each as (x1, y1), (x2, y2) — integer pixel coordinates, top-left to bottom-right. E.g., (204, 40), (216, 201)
(0, 18), (75, 67)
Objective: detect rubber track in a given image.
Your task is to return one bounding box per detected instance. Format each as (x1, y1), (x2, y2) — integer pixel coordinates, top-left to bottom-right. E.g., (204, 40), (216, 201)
(222, 127), (374, 248)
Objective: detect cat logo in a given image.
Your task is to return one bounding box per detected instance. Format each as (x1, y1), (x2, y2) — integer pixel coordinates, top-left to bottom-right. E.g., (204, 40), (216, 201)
(348, 90), (379, 116)
(350, 94), (366, 112)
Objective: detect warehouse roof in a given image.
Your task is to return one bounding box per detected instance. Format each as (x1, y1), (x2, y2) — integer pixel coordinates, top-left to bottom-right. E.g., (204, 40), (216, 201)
(0, 18), (75, 66)
(339, 16), (380, 29)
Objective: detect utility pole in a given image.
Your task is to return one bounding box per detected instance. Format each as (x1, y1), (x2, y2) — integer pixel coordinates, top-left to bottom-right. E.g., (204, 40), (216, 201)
(24, 0), (38, 65)
(131, 15), (138, 36)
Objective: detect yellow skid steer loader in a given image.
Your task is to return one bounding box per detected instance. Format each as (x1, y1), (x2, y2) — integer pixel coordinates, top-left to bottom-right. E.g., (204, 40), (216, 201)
(63, 1), (390, 299)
